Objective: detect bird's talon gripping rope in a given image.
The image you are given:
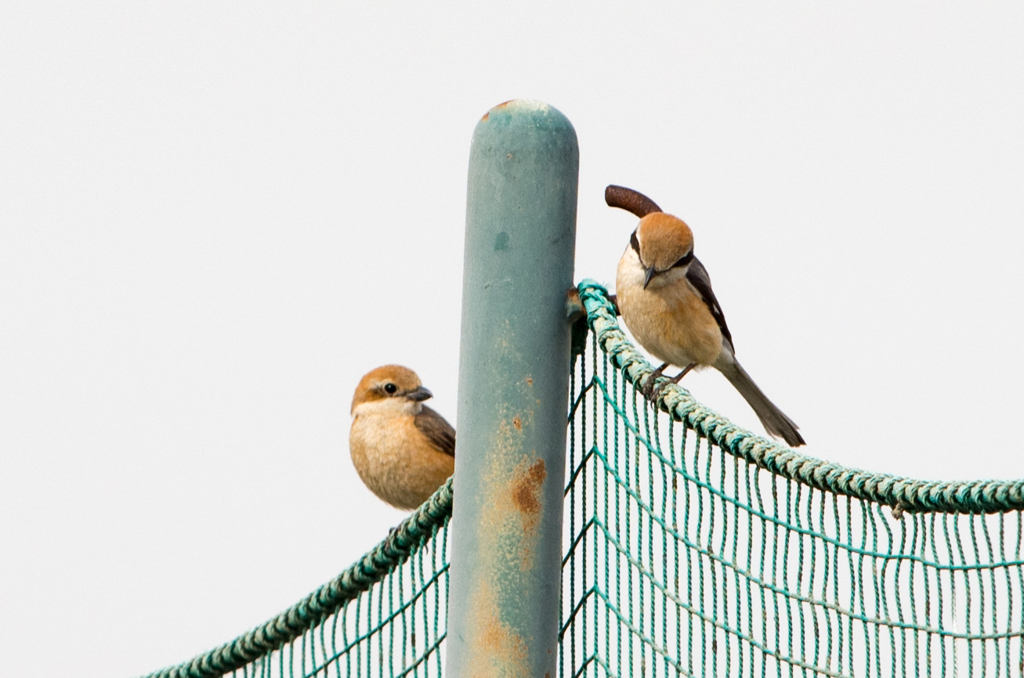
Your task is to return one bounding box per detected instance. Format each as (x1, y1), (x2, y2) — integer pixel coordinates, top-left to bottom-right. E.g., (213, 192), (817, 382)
(606, 293), (621, 316)
(640, 362), (670, 400)
(649, 381), (672, 404)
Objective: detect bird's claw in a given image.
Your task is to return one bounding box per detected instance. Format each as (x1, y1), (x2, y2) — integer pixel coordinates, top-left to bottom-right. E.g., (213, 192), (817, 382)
(640, 374), (659, 400)
(644, 379), (671, 403)
(641, 362), (695, 403)
(640, 365), (669, 401)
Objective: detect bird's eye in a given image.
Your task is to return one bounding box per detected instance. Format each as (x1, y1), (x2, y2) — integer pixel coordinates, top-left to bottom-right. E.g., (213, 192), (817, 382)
(383, 383), (398, 395)
(672, 251), (694, 269)
(630, 230), (641, 256)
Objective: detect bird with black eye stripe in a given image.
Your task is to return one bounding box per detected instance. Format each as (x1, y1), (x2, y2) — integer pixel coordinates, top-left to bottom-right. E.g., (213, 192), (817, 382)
(349, 365), (455, 509)
(616, 212), (805, 447)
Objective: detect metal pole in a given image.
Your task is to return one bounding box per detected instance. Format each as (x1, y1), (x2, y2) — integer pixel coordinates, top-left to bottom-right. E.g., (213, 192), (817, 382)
(445, 100), (579, 678)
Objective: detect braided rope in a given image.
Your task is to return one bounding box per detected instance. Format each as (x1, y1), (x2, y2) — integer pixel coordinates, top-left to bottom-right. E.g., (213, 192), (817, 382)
(577, 279), (1024, 514)
(140, 478), (454, 678)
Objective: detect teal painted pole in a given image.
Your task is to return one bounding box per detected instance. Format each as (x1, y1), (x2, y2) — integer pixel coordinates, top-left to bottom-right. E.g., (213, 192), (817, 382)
(445, 100), (579, 678)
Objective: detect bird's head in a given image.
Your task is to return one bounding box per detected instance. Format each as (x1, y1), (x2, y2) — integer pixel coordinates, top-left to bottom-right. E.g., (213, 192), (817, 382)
(630, 213), (695, 289)
(351, 365), (433, 414)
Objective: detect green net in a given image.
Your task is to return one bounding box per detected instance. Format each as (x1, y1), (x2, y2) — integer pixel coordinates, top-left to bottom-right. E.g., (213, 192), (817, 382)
(143, 281), (1024, 678)
(562, 281), (1024, 678)
(142, 483), (452, 678)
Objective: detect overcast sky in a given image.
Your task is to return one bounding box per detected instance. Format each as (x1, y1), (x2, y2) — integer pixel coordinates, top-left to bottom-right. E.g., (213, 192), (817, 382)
(2, 4), (1023, 677)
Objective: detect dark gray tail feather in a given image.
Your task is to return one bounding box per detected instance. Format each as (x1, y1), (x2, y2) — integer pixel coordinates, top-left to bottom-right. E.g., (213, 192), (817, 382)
(719, 360), (805, 447)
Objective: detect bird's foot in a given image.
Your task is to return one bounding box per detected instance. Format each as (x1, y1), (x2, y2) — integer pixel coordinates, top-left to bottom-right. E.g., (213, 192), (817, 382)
(642, 363), (697, 402)
(607, 294), (621, 316)
(640, 363), (670, 400)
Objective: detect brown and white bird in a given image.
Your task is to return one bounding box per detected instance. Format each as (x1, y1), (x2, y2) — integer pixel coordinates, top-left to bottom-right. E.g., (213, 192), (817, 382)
(616, 211), (805, 447)
(349, 365), (455, 510)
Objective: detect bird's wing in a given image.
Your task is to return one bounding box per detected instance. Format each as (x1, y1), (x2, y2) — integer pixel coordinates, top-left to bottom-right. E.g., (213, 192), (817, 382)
(685, 257), (735, 351)
(414, 405), (456, 457)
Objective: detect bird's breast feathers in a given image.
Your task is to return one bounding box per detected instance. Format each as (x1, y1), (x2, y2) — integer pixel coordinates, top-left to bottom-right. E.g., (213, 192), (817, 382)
(616, 251), (723, 367)
(349, 404), (454, 510)
(349, 400), (425, 463)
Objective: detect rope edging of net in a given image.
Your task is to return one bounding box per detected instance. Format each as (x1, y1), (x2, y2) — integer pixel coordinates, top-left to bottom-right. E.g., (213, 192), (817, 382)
(577, 279), (1024, 514)
(140, 478), (454, 678)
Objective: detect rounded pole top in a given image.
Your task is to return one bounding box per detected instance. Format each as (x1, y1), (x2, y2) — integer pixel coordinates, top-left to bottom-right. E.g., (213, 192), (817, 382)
(475, 99), (577, 137)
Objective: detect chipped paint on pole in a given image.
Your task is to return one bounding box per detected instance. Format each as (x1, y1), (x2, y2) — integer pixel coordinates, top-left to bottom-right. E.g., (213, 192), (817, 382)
(445, 100), (578, 678)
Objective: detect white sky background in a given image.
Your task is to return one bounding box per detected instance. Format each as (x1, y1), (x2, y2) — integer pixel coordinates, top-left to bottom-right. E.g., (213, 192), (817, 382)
(1, 3), (1022, 676)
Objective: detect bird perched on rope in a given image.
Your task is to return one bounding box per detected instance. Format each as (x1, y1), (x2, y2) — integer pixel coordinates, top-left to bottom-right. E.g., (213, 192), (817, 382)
(609, 186), (805, 447)
(349, 365), (455, 509)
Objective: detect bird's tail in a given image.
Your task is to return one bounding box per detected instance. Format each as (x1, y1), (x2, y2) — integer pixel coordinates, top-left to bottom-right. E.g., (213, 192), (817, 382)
(718, 360), (805, 447)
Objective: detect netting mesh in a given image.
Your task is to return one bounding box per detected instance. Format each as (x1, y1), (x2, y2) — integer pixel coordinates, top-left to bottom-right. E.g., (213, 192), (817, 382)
(142, 486), (452, 678)
(231, 525), (449, 678)
(144, 283), (1024, 678)
(561, 282), (1024, 678)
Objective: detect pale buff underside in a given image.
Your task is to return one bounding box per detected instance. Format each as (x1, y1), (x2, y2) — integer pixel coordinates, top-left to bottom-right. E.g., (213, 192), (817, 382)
(349, 399), (454, 511)
(616, 248), (724, 368)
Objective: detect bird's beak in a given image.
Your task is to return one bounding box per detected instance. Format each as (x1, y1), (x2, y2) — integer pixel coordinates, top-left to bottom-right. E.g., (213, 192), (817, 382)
(406, 386), (433, 402)
(643, 266), (657, 290)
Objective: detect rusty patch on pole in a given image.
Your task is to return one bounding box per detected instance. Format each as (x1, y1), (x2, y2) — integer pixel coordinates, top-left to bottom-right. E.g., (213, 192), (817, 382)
(511, 459), (545, 518)
(480, 100), (515, 122)
(511, 457), (546, 572)
(460, 412), (550, 673)
(465, 584), (530, 677)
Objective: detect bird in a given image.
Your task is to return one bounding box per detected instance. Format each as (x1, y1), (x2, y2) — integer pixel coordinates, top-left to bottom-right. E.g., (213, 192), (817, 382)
(349, 365), (456, 510)
(616, 211), (806, 447)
